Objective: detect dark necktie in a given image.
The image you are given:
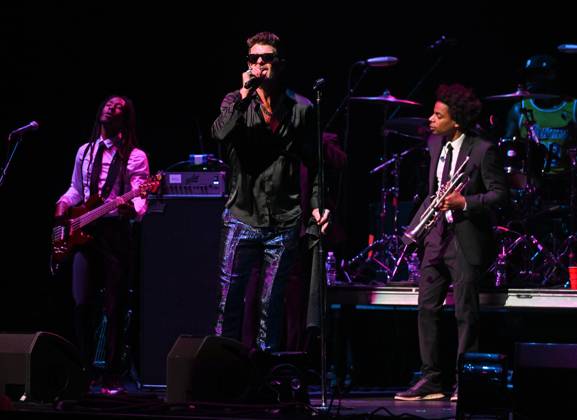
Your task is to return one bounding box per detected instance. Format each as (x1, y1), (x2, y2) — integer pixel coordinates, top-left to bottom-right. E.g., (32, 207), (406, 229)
(89, 142), (105, 196)
(438, 142), (454, 231)
(441, 142), (453, 186)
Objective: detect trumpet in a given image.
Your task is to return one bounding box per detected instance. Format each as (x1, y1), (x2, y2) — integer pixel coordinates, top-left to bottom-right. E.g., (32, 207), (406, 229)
(404, 156), (470, 243)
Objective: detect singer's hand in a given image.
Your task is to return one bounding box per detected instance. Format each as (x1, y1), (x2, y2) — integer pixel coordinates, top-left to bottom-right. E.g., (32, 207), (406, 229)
(312, 208), (330, 234)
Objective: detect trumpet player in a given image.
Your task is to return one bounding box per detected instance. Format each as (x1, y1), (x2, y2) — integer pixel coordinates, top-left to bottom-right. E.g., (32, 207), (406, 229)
(395, 84), (508, 402)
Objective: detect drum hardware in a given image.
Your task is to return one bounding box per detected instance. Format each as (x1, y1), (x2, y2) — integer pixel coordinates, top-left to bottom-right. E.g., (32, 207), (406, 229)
(382, 117), (430, 140)
(489, 226), (566, 287)
(343, 144), (423, 283)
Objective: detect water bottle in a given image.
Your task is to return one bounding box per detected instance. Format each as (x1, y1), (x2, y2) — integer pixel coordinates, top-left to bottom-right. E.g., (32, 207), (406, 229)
(325, 251), (337, 286)
(495, 245), (507, 288)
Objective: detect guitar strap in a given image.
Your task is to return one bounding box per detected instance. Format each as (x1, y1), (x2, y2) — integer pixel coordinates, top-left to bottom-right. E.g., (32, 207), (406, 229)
(80, 141), (134, 200)
(101, 147), (133, 199)
(80, 142), (94, 200)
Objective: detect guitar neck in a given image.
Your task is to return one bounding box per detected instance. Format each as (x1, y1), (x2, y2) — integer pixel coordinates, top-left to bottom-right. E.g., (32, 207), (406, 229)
(72, 189), (140, 230)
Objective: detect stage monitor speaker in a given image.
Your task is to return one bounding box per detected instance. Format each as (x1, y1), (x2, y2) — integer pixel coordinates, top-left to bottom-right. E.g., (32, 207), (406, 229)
(167, 335), (310, 405)
(139, 196), (225, 387)
(514, 342), (577, 418)
(0, 332), (87, 402)
(166, 335), (255, 404)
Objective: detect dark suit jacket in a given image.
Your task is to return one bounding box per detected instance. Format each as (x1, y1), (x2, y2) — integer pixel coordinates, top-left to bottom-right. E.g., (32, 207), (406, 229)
(406, 134), (508, 267)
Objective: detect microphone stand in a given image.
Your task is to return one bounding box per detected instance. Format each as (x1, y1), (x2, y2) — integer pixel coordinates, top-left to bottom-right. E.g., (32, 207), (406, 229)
(0, 134), (24, 188)
(312, 78), (329, 411)
(323, 63), (369, 133)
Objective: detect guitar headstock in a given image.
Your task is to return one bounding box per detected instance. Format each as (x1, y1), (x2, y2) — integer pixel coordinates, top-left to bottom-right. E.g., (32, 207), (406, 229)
(139, 172), (162, 198)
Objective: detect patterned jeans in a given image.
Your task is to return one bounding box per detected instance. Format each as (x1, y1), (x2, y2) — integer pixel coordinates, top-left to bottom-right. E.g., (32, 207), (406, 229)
(215, 210), (299, 351)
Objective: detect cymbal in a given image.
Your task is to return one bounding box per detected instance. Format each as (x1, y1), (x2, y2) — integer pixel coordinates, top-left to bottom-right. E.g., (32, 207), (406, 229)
(351, 92), (422, 106)
(484, 87), (559, 101)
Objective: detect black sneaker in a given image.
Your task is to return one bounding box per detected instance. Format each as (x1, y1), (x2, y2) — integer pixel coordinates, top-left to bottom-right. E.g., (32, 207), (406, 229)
(394, 378), (445, 401)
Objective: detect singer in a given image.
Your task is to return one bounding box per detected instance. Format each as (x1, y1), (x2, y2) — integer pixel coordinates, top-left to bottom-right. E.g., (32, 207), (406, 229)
(395, 84), (508, 402)
(54, 96), (150, 394)
(211, 31), (329, 352)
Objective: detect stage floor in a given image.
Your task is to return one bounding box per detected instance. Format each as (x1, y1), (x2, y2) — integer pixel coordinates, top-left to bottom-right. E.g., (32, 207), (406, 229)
(7, 390), (460, 419)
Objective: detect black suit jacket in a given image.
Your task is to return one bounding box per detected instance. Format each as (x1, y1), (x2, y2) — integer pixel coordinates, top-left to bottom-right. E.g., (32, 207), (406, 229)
(406, 134), (508, 267)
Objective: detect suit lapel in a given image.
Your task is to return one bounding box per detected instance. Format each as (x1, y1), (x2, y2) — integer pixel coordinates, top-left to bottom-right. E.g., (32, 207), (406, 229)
(455, 135), (474, 194)
(455, 135), (474, 170)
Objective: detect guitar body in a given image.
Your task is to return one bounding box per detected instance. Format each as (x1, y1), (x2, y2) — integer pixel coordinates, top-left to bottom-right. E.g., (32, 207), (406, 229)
(51, 196), (103, 266)
(50, 173), (161, 273)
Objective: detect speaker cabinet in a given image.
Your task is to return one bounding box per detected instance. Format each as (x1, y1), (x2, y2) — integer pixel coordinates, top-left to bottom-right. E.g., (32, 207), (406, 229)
(166, 335), (310, 405)
(166, 335), (254, 404)
(514, 342), (577, 417)
(0, 332), (87, 401)
(166, 335), (205, 403)
(139, 197), (225, 387)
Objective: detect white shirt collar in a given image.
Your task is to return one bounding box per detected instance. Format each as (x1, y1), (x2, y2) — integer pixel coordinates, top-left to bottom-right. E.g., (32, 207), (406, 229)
(446, 133), (465, 150)
(97, 136), (115, 149)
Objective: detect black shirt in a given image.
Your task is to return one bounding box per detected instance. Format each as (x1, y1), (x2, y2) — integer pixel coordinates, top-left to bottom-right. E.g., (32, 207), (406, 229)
(212, 89), (318, 228)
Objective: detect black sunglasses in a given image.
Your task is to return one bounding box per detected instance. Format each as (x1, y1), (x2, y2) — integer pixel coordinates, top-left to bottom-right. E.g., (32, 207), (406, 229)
(247, 53), (278, 64)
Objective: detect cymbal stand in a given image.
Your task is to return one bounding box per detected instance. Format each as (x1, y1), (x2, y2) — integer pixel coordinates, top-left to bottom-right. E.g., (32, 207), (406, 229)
(519, 107), (541, 197)
(490, 226), (566, 286)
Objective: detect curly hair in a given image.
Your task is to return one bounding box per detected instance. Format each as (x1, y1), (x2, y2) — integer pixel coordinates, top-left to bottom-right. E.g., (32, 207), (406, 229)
(436, 84), (482, 132)
(246, 31), (283, 57)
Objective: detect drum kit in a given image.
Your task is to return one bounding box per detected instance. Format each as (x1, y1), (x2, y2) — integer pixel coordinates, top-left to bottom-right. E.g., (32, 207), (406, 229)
(342, 85), (577, 288)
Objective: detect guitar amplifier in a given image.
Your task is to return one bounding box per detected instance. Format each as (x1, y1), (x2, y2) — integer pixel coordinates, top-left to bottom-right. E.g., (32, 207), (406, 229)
(139, 196), (225, 387)
(160, 171), (226, 197)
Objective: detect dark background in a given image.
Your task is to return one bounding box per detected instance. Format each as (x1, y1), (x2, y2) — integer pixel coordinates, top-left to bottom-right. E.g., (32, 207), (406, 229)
(1, 3), (576, 340)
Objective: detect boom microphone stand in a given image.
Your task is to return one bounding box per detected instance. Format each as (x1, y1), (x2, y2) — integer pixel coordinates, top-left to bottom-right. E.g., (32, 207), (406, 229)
(311, 77), (330, 410)
(1, 121), (40, 188)
(0, 136), (23, 188)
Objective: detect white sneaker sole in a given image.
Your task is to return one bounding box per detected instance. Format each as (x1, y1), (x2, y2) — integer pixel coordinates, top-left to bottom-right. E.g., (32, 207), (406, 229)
(394, 392), (445, 401)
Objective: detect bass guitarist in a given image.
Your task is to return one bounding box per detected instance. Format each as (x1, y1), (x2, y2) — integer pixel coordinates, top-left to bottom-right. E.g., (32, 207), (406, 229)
(54, 95), (150, 394)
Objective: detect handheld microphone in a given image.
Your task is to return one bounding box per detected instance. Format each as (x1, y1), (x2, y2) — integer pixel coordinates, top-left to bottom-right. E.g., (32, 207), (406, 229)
(356, 56), (398, 68)
(8, 121), (39, 141)
(244, 77), (264, 89)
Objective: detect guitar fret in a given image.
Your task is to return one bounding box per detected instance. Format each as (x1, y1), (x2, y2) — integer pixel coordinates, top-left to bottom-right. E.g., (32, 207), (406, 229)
(76, 190), (139, 228)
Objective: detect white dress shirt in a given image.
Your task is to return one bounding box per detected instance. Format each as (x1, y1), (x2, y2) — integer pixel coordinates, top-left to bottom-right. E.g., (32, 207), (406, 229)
(435, 133), (467, 221)
(57, 137), (150, 219)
